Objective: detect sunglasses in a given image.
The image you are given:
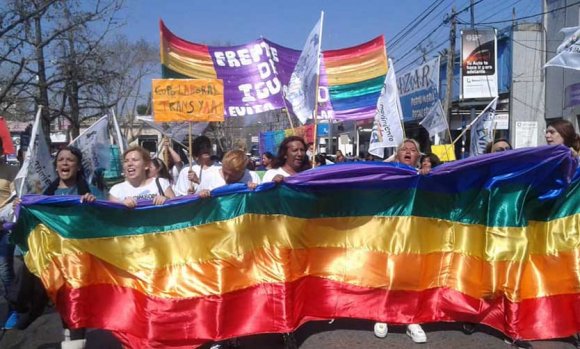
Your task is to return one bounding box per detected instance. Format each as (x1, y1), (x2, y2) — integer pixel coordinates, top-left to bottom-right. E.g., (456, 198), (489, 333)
(494, 147), (511, 152)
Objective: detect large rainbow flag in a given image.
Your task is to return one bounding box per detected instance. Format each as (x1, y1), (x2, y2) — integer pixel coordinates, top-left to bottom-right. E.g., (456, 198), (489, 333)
(160, 20), (387, 121)
(13, 146), (579, 348)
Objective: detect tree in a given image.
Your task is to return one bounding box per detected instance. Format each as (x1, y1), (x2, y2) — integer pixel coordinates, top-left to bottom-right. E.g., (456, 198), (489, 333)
(0, 0), (127, 138)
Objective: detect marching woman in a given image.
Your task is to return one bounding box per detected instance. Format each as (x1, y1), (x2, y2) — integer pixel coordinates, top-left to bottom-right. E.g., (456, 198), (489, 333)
(174, 136), (219, 196)
(261, 136), (309, 349)
(197, 150), (260, 197)
(150, 157), (174, 184)
(545, 119), (580, 156)
(262, 136), (310, 183)
(109, 146), (175, 207)
(374, 139), (428, 344)
(7, 146), (104, 349)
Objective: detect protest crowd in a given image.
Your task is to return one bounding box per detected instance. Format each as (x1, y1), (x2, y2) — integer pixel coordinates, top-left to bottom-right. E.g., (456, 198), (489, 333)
(0, 4), (580, 349)
(0, 116), (577, 349)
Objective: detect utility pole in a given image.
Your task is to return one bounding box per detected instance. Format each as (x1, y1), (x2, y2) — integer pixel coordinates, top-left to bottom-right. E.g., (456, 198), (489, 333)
(465, 0), (476, 159)
(443, 6), (456, 142)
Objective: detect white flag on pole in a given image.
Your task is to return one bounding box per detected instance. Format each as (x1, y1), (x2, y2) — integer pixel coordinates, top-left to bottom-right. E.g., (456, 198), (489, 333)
(544, 26), (580, 70)
(285, 12), (324, 124)
(69, 115), (111, 183)
(419, 99), (448, 138)
(368, 59), (405, 158)
(111, 109), (127, 154)
(14, 109), (56, 196)
(469, 97), (498, 157)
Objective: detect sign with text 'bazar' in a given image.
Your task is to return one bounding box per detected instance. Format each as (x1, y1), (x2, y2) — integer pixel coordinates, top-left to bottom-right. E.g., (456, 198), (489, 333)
(152, 79), (224, 122)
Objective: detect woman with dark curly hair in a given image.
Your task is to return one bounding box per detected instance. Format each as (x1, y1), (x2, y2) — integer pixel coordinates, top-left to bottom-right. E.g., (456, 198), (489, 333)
(262, 136), (310, 183)
(419, 152), (441, 173)
(484, 138), (512, 154)
(6, 146), (104, 348)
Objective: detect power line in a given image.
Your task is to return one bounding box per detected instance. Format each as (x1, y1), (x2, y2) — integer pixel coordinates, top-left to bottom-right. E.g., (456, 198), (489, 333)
(512, 39), (556, 54)
(474, 0), (580, 25)
(389, 0), (448, 51)
(392, 0), (485, 67)
(396, 38), (448, 72)
(388, 0), (447, 49)
(477, 0), (524, 23)
(389, 0), (455, 56)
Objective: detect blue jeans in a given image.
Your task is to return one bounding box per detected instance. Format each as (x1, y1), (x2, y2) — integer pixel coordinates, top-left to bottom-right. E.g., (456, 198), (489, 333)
(0, 230), (15, 296)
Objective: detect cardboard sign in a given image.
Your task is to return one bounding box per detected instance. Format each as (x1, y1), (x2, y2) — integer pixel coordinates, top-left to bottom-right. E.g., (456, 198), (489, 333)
(431, 144), (456, 162)
(152, 79), (224, 122)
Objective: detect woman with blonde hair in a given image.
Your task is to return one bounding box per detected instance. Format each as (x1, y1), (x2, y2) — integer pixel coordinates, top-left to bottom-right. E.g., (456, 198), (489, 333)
(394, 138), (421, 168)
(197, 150), (260, 197)
(374, 138), (428, 344)
(109, 146), (175, 207)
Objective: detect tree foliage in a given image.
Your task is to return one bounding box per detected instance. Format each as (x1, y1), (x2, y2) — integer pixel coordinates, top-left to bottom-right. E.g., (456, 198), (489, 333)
(0, 0), (157, 139)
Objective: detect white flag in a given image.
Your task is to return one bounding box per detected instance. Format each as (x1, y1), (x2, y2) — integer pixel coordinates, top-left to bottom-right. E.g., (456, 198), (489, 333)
(14, 109), (56, 196)
(469, 97), (498, 157)
(368, 59), (405, 158)
(285, 12), (324, 124)
(419, 99), (448, 138)
(69, 115), (111, 183)
(111, 109), (128, 154)
(136, 115), (207, 146)
(544, 26), (580, 70)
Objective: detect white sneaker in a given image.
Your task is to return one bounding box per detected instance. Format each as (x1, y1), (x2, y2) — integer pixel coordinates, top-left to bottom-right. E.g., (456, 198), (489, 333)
(406, 324), (427, 343)
(374, 322), (388, 338)
(61, 329), (86, 349)
(61, 339), (86, 349)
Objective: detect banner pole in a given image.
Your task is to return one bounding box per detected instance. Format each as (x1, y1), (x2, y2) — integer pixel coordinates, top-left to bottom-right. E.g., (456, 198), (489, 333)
(188, 122), (193, 170)
(280, 92), (296, 135)
(188, 122), (195, 194)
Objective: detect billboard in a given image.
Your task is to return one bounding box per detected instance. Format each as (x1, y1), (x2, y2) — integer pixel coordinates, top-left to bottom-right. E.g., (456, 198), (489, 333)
(461, 28), (498, 99)
(397, 57), (440, 121)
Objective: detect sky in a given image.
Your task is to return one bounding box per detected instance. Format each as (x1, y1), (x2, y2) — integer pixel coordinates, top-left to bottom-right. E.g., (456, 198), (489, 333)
(119, 0), (541, 70)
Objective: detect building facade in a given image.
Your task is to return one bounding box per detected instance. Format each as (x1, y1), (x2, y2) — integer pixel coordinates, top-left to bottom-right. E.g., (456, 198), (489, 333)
(544, 0), (580, 130)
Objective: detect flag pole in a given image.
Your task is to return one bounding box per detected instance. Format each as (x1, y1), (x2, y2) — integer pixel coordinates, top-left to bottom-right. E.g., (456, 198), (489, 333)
(390, 59), (406, 141)
(110, 107), (125, 154)
(452, 119), (475, 145)
(280, 94), (296, 135)
(444, 107), (453, 160)
(312, 11), (324, 159)
(452, 97), (497, 145)
(17, 107), (42, 196)
(444, 105), (453, 144)
(188, 121), (195, 193)
(188, 122), (193, 168)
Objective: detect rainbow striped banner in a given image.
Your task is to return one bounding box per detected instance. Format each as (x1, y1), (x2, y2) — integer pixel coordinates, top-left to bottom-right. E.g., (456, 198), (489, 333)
(13, 146), (579, 348)
(160, 20), (387, 121)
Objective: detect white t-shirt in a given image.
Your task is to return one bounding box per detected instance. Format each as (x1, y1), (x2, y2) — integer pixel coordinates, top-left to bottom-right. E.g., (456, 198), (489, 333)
(174, 164), (220, 196)
(170, 166), (180, 192)
(249, 171), (261, 185)
(109, 178), (170, 201)
(262, 167), (292, 183)
(197, 167), (261, 192)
